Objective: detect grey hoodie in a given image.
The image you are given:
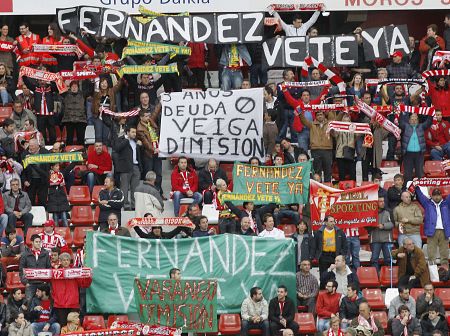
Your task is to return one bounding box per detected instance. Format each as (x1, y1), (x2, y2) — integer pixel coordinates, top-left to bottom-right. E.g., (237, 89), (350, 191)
(369, 208), (394, 243)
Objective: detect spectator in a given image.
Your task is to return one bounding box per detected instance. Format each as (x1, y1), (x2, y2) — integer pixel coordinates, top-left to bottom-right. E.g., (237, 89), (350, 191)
(101, 213), (130, 237)
(316, 280), (341, 334)
(326, 316), (343, 336)
(320, 255), (359, 293)
(3, 178), (33, 234)
(134, 214), (190, 239)
(296, 259), (319, 315)
(0, 118), (14, 141)
(0, 189), (7, 236)
(415, 186), (450, 267)
(98, 176), (124, 230)
(350, 302), (384, 336)
(445, 13), (450, 50)
(393, 238), (430, 288)
(61, 312), (83, 334)
(15, 22), (41, 67)
(415, 283), (445, 318)
(47, 163), (70, 227)
(0, 298), (6, 336)
(346, 73), (365, 106)
(1, 226), (24, 258)
(270, 9), (321, 37)
(27, 284), (60, 336)
(50, 247), (60, 269)
(369, 196), (394, 272)
(268, 285), (298, 336)
(273, 202), (300, 227)
(259, 214), (285, 239)
(5, 289), (27, 324)
(427, 79), (449, 118)
(291, 221), (312, 264)
(280, 138), (301, 164)
(171, 156), (202, 217)
(10, 100), (36, 131)
(407, 36), (421, 72)
(237, 216), (257, 236)
(340, 284), (363, 329)
(198, 159), (227, 205)
(19, 234), (51, 301)
(134, 171), (164, 218)
(0, 24), (14, 73)
(186, 42), (209, 91)
(247, 43), (267, 87)
(215, 178), (237, 233)
(420, 304), (448, 336)
(240, 287), (270, 336)
(21, 119), (44, 148)
(15, 84), (34, 113)
(388, 286), (417, 320)
(263, 110), (278, 159)
(277, 70), (300, 146)
(38, 220), (68, 252)
(418, 24), (445, 70)
(0, 63), (13, 106)
(61, 81), (87, 145)
(386, 51), (416, 79)
(85, 141), (112, 193)
(219, 44), (252, 91)
(193, 216), (216, 237)
(387, 174), (406, 210)
(392, 305), (421, 336)
(393, 191), (424, 247)
(332, 113), (357, 182)
(8, 312), (33, 336)
(313, 215), (348, 276)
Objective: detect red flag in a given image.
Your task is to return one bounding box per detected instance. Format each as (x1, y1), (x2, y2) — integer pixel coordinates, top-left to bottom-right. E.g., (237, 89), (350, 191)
(0, 0), (13, 12)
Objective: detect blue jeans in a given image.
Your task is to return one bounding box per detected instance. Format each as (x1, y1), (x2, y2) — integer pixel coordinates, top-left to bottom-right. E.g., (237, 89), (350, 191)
(31, 321), (61, 336)
(172, 191), (202, 216)
(346, 236), (361, 269)
(277, 109), (298, 142)
(249, 63), (268, 87)
(86, 100), (94, 125)
(317, 318), (330, 333)
(221, 68), (243, 91)
(370, 242), (392, 271)
(241, 319), (270, 336)
(52, 212), (68, 227)
(0, 213), (7, 236)
(430, 142), (450, 160)
(297, 128), (310, 152)
(93, 117), (110, 145)
(398, 234), (422, 248)
(0, 89), (11, 104)
(274, 209), (300, 226)
(86, 172), (96, 193)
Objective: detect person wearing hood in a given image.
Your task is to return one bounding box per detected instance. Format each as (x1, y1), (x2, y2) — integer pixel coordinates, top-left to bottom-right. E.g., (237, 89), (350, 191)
(420, 304), (448, 336)
(320, 255), (360, 293)
(61, 81), (86, 145)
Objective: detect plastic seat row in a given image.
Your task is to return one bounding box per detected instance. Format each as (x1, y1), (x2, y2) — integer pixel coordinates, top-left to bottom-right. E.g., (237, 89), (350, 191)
(69, 185), (105, 205)
(22, 226), (92, 247)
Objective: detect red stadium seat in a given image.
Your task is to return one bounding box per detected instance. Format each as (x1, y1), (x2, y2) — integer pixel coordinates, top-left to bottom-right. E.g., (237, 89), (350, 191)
(1, 256), (19, 271)
(69, 186), (91, 205)
(371, 311), (388, 330)
(54, 227), (72, 246)
(91, 185), (104, 204)
(383, 181), (394, 190)
(278, 224), (297, 237)
(6, 272), (25, 291)
(357, 267), (380, 288)
(380, 266), (398, 287)
(248, 329), (262, 335)
(26, 227), (43, 246)
(381, 161), (399, 168)
(338, 180), (356, 190)
(107, 315), (129, 328)
(73, 227), (93, 247)
(439, 185), (450, 198)
(65, 145), (85, 153)
(71, 206), (94, 226)
(362, 288), (385, 310)
(295, 313), (316, 334)
(435, 288), (450, 309)
(446, 311), (450, 327)
(83, 315), (106, 330)
(410, 288), (424, 301)
(359, 228), (369, 243)
(218, 314), (241, 335)
(94, 206), (100, 224)
(0, 106), (12, 122)
(424, 161), (446, 178)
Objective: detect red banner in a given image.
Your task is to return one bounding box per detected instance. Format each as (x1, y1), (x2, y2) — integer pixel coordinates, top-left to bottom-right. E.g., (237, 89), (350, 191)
(310, 180), (379, 229)
(64, 329), (137, 336)
(0, 41), (14, 52)
(19, 66), (67, 93)
(112, 321), (180, 336)
(24, 267), (92, 280)
(127, 217), (195, 230)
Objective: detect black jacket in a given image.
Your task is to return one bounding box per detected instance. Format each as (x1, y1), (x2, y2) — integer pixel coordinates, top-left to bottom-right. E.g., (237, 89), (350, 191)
(23, 77), (57, 115)
(313, 225), (348, 259)
(268, 296), (296, 324)
(134, 226), (188, 239)
(27, 296), (58, 324)
(226, 202), (264, 233)
(198, 167), (228, 193)
(339, 296), (364, 320)
(21, 148), (50, 183)
(291, 232), (312, 264)
(387, 186), (405, 210)
(19, 247), (51, 285)
(0, 302), (5, 330)
(420, 313), (448, 336)
(112, 135), (142, 173)
(98, 187), (124, 223)
(283, 147), (302, 164)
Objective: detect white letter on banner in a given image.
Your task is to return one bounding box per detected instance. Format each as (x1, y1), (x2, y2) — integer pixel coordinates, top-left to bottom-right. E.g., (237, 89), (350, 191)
(209, 235), (230, 273)
(58, 8), (77, 33)
(92, 233), (106, 268)
(117, 238), (131, 268)
(182, 239), (207, 273)
(309, 36), (331, 63)
(167, 17), (191, 42)
(80, 7), (101, 35)
(114, 272), (138, 313)
(101, 9), (125, 38)
(251, 236), (266, 276)
(285, 37), (306, 67)
(137, 240), (152, 269)
(361, 28), (384, 59)
(192, 16), (212, 42)
(155, 239), (178, 269)
(217, 14), (239, 43)
(269, 243), (296, 276)
(335, 36), (356, 66)
(262, 39), (283, 67)
(124, 17), (143, 41)
(389, 27), (410, 55)
(242, 13), (264, 42)
(232, 234), (250, 275)
(146, 20), (168, 42)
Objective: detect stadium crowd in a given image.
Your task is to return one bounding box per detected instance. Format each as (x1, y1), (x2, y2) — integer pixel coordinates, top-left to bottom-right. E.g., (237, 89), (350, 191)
(0, 7), (449, 336)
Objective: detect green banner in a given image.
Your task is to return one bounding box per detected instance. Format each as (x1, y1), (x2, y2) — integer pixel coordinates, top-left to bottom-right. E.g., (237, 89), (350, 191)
(222, 162), (311, 205)
(22, 152), (84, 168)
(85, 232), (296, 314)
(123, 42), (191, 57)
(134, 279), (217, 332)
(117, 64), (178, 77)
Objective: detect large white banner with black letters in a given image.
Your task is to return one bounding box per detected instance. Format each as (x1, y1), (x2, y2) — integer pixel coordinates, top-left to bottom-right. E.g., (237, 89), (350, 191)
(159, 89), (264, 161)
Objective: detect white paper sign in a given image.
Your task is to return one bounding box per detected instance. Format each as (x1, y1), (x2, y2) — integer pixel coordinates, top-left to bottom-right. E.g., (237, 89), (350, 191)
(159, 88), (264, 161)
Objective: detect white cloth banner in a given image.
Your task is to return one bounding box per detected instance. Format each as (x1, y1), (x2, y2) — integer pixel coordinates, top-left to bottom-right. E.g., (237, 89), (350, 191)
(159, 88), (264, 161)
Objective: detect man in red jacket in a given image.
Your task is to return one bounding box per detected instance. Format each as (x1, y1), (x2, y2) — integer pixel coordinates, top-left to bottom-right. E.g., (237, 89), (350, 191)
(15, 22), (41, 67)
(419, 24), (446, 70)
(316, 280), (341, 334)
(425, 110), (450, 161)
(171, 156), (202, 216)
(85, 141), (113, 193)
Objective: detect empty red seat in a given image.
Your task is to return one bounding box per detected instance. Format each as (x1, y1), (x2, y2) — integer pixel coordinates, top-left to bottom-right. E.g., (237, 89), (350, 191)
(26, 227), (43, 246)
(381, 161), (399, 168)
(424, 161), (446, 177)
(73, 227), (93, 247)
(435, 288), (450, 309)
(338, 180), (356, 190)
(410, 288), (424, 301)
(6, 272), (25, 291)
(83, 315), (106, 330)
(71, 206), (94, 226)
(65, 145), (85, 153)
(107, 315), (129, 328)
(69, 186), (91, 205)
(362, 288), (385, 310)
(0, 106), (12, 122)
(53, 227), (72, 246)
(91, 185), (104, 204)
(1, 256), (20, 271)
(295, 313), (316, 334)
(278, 224), (297, 237)
(219, 314), (241, 335)
(357, 267), (380, 288)
(371, 311), (388, 330)
(380, 266), (398, 287)
(359, 227), (369, 243)
(94, 206), (100, 224)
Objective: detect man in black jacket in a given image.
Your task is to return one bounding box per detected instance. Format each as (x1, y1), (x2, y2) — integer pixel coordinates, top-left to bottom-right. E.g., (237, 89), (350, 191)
(339, 283), (363, 329)
(19, 234), (51, 301)
(268, 285), (299, 336)
(113, 126), (142, 210)
(98, 176), (124, 230)
(198, 159), (228, 204)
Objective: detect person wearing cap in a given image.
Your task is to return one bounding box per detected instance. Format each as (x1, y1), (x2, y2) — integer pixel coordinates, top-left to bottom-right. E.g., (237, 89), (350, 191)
(414, 183), (450, 267)
(386, 50), (417, 79)
(38, 220), (69, 253)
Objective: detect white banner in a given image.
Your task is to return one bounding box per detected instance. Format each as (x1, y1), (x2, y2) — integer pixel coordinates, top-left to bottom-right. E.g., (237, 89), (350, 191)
(1, 0), (447, 14)
(159, 88), (264, 161)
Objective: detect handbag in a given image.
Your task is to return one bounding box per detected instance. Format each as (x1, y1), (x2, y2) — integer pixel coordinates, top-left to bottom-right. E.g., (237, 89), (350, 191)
(429, 264), (440, 282)
(342, 146), (355, 160)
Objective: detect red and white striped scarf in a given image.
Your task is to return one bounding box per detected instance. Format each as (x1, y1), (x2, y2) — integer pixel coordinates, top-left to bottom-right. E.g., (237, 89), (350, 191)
(269, 3), (323, 11)
(59, 70), (97, 81)
(99, 106), (140, 118)
(33, 44), (83, 57)
(19, 66), (67, 93)
(376, 78), (428, 93)
(305, 103), (346, 111)
(357, 98), (401, 139)
(284, 80), (330, 87)
(357, 314), (379, 333)
(326, 328), (344, 336)
(327, 121), (372, 135)
(301, 56), (346, 95)
(421, 69), (450, 79)
(347, 105), (393, 114)
(432, 50), (450, 68)
(397, 104), (435, 116)
(38, 232), (67, 251)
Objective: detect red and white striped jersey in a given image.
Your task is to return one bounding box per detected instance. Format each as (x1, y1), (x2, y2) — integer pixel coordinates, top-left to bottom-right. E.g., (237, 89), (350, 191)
(38, 232), (67, 251)
(74, 248), (84, 267)
(344, 227), (360, 238)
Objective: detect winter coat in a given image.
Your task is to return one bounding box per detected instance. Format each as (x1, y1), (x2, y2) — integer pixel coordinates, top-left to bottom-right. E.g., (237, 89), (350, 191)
(22, 77), (56, 115)
(291, 232), (312, 263)
(0, 36), (15, 71)
(19, 247), (51, 285)
(415, 186), (450, 239)
(101, 226), (131, 237)
(313, 225), (348, 259)
(339, 296), (364, 320)
(425, 120), (450, 148)
(136, 118), (160, 158)
(387, 185), (406, 210)
(27, 296), (58, 324)
(11, 109), (37, 131)
(420, 313), (448, 336)
(392, 246), (430, 287)
(50, 273), (92, 308)
(47, 185), (70, 213)
(5, 298), (26, 324)
(171, 166), (199, 193)
(428, 82), (450, 117)
(0, 302), (5, 330)
(21, 147), (50, 184)
(187, 42), (208, 69)
(98, 187), (124, 223)
(299, 112), (337, 150)
(92, 88), (118, 118)
(392, 316), (421, 336)
(218, 44), (252, 67)
(399, 112), (432, 155)
(418, 35), (445, 69)
(393, 202), (423, 235)
(134, 181), (164, 218)
(8, 321), (33, 336)
(268, 297), (296, 323)
(3, 190), (32, 214)
(112, 136), (142, 173)
(369, 208), (394, 243)
(62, 91), (86, 124)
(198, 167), (228, 193)
(334, 130), (357, 159)
(415, 293), (445, 317)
